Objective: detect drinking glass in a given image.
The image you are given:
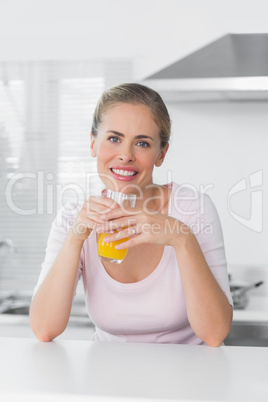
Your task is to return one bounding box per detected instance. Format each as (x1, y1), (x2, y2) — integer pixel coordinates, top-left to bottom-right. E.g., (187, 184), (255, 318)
(97, 190), (136, 264)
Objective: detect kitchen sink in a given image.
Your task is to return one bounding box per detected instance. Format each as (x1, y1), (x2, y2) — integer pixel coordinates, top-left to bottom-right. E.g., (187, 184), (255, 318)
(2, 306), (29, 315)
(0, 293), (88, 317)
(0, 293), (95, 339)
(224, 321), (268, 347)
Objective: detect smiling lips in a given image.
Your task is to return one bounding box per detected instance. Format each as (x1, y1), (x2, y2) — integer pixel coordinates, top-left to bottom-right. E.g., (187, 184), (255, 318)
(110, 167), (139, 181)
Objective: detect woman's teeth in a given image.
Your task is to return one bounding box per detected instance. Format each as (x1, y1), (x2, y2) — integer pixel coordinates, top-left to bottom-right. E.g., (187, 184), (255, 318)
(111, 168), (137, 177)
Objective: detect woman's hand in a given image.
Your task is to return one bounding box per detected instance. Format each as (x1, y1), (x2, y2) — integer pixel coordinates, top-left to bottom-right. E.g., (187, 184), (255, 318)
(96, 205), (191, 249)
(70, 196), (120, 242)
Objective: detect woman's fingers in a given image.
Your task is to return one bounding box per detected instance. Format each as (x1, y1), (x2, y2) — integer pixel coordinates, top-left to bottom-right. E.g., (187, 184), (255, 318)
(100, 205), (140, 221)
(96, 215), (138, 234)
(87, 196), (120, 215)
(70, 195), (123, 241)
(79, 196), (120, 225)
(74, 195), (182, 248)
(102, 225), (138, 242)
(98, 212), (185, 249)
(72, 197), (115, 236)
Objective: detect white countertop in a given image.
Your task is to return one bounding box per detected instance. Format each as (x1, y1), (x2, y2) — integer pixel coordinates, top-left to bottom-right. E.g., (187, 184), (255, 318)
(0, 337), (267, 402)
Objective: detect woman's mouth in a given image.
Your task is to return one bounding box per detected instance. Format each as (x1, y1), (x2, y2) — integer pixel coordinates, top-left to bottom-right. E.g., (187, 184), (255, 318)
(110, 168), (139, 181)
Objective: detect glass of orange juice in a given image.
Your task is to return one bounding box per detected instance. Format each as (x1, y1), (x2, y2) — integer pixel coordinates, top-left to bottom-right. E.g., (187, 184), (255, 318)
(97, 190), (136, 264)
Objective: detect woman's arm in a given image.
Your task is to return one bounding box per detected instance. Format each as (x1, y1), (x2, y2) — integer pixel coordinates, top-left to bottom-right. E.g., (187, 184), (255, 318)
(30, 232), (84, 342)
(30, 196), (118, 342)
(172, 227), (233, 347)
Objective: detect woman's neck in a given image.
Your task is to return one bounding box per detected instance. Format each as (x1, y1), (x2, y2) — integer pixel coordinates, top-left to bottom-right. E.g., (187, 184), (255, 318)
(136, 183), (170, 213)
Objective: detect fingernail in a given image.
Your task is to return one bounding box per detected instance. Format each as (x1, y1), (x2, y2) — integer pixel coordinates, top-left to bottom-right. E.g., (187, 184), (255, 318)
(96, 226), (104, 233)
(100, 214), (107, 220)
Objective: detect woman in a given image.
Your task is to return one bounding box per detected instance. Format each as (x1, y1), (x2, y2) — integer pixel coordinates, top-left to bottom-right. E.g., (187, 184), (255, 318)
(30, 83), (233, 346)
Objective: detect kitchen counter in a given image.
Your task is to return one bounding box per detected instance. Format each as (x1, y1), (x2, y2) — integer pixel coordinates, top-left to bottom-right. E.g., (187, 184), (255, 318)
(233, 296), (268, 322)
(0, 337), (267, 401)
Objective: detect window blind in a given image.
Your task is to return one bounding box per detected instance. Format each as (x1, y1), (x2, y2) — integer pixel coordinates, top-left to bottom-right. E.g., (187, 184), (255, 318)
(0, 60), (132, 293)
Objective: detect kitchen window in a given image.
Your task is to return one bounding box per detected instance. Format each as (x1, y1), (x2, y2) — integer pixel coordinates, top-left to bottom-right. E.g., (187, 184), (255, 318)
(0, 60), (132, 293)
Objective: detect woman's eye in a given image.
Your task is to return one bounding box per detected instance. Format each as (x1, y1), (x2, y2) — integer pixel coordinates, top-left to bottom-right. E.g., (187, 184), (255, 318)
(137, 141), (150, 148)
(108, 136), (120, 143)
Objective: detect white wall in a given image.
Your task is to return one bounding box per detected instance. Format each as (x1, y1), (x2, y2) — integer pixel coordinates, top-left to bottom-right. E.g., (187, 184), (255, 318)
(153, 101), (268, 266)
(1, 0), (268, 79)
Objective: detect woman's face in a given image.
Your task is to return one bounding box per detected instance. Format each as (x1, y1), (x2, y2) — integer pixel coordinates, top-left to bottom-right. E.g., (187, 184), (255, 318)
(90, 103), (169, 193)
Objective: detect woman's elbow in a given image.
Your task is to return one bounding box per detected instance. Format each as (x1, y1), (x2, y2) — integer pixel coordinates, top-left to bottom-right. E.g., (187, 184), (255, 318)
(31, 324), (63, 342)
(204, 320), (233, 347)
(36, 333), (54, 343)
(30, 320), (56, 342)
(201, 311), (233, 347)
(30, 314), (62, 342)
(205, 336), (225, 347)
(29, 305), (67, 342)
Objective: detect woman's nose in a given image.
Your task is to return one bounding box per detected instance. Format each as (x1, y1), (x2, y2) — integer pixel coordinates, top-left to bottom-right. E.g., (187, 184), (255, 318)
(118, 145), (135, 162)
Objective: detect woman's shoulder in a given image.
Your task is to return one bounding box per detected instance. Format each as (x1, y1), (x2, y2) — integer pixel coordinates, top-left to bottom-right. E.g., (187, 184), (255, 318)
(51, 202), (83, 234)
(168, 181), (216, 220)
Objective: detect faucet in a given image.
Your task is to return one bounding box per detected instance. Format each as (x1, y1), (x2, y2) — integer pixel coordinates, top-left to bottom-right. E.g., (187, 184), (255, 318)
(0, 239), (17, 305)
(0, 239), (17, 254)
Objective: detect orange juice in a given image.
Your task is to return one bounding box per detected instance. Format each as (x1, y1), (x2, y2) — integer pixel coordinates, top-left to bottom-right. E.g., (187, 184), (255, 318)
(97, 232), (129, 263)
(97, 190), (136, 263)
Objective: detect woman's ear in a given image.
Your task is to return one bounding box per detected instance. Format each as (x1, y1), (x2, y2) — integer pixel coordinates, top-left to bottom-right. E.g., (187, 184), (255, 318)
(155, 143), (169, 167)
(90, 132), (97, 157)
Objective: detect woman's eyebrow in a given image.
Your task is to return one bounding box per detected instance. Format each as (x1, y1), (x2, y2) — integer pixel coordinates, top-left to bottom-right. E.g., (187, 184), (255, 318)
(106, 130), (154, 141)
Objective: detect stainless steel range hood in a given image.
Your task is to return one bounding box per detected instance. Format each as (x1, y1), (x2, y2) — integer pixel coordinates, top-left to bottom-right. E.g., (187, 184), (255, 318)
(143, 34), (268, 101)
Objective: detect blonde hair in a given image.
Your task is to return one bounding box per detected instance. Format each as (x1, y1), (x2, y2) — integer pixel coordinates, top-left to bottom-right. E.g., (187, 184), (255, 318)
(91, 83), (171, 148)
